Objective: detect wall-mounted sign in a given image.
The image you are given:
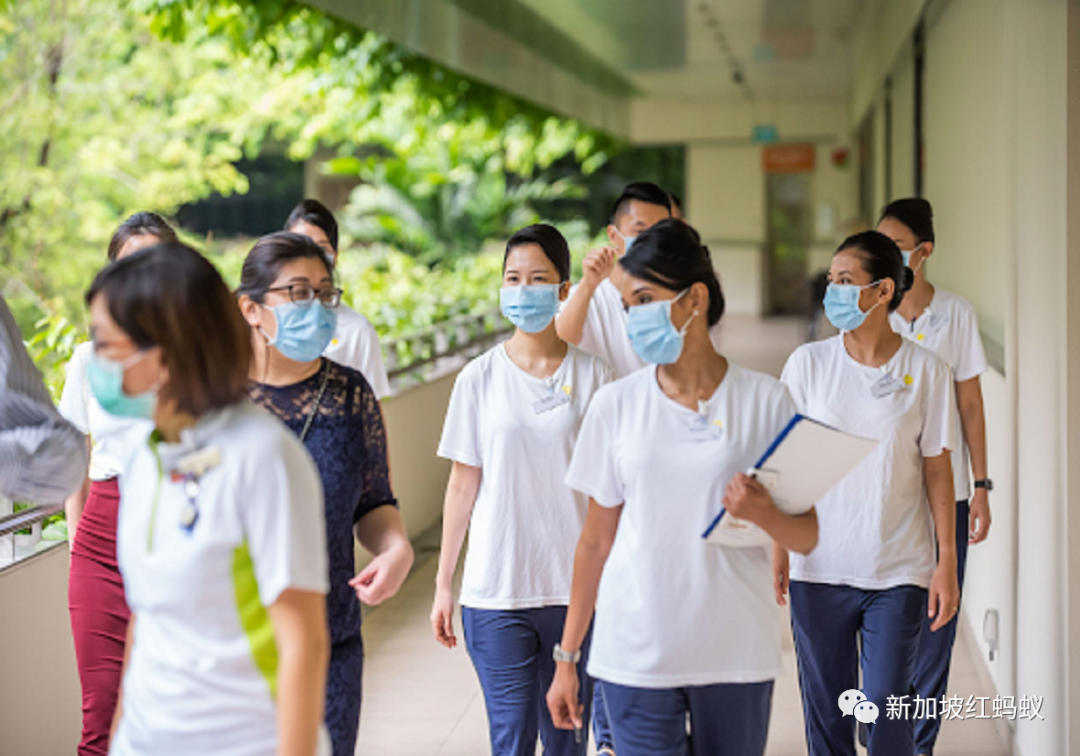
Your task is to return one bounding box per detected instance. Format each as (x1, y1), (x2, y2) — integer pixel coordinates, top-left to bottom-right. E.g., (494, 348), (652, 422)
(763, 144), (816, 173)
(753, 124), (779, 143)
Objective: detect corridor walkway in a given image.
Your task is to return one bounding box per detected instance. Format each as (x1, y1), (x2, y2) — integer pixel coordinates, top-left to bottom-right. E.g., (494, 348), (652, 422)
(356, 316), (1012, 756)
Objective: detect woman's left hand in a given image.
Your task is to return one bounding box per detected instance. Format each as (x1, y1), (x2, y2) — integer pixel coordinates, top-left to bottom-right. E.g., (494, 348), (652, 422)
(722, 473), (778, 528)
(349, 543), (413, 606)
(927, 559), (960, 633)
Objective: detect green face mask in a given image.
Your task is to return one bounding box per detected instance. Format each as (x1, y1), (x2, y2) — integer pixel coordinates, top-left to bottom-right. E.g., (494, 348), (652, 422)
(87, 350), (158, 419)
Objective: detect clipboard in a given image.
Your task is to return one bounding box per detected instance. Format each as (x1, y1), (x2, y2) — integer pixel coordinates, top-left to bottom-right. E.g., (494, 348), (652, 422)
(702, 414), (878, 548)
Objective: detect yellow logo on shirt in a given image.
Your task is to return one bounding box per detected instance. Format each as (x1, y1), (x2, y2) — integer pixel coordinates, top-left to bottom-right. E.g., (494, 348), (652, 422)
(916, 333), (925, 342)
(331, 338), (340, 346)
(561, 385), (572, 396)
(713, 419), (724, 429)
(903, 374), (915, 386)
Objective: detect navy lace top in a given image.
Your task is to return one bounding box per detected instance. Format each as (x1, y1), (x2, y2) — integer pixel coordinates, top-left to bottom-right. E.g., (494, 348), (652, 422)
(249, 359), (396, 644)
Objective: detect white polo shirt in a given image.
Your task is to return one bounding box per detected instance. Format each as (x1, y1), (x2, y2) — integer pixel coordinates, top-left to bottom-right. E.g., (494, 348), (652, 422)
(324, 303), (391, 399)
(58, 342), (150, 481)
(437, 343), (612, 609)
(111, 401), (330, 756)
(781, 336), (955, 591)
(566, 364), (795, 688)
(571, 278), (724, 380)
(890, 288), (987, 501)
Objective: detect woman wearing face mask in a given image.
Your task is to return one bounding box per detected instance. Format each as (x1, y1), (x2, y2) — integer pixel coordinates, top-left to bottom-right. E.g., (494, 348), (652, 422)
(546, 219), (818, 756)
(777, 230), (960, 756)
(59, 212), (177, 756)
(90, 243), (331, 756)
(236, 232), (413, 756)
(431, 224), (612, 756)
(878, 198), (990, 756)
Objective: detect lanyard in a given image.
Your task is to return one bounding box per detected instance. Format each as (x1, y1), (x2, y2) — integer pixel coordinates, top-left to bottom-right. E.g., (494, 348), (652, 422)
(299, 362), (330, 444)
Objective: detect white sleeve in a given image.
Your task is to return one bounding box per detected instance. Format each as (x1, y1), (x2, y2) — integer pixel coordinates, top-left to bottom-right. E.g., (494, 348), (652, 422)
(565, 395), (623, 508)
(58, 344), (90, 435)
(953, 304), (988, 383)
(920, 357), (956, 459)
(357, 322), (391, 399)
(436, 366), (482, 468)
(577, 298), (606, 360)
(780, 349), (808, 414)
(243, 433), (329, 606)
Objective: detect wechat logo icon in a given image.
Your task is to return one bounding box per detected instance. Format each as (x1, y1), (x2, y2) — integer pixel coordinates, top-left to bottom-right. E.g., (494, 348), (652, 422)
(838, 689), (879, 724)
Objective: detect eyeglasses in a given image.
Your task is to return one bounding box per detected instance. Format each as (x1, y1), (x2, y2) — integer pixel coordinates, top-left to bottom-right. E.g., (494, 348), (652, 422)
(266, 283), (343, 308)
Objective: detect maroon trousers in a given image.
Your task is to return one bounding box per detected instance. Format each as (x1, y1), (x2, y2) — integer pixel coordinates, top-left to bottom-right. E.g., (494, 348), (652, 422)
(68, 478), (130, 756)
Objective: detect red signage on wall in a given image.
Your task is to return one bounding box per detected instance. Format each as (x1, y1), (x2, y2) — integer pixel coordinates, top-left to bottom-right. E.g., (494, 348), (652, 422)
(763, 144), (816, 173)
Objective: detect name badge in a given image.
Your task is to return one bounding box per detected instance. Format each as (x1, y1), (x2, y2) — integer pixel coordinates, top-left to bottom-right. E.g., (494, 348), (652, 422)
(532, 390), (571, 414)
(870, 374), (910, 399)
(679, 416), (723, 443)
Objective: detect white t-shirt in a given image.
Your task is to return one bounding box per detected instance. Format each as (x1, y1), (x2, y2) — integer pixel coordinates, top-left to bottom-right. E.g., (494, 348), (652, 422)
(111, 402), (330, 756)
(58, 342), (151, 481)
(437, 343), (612, 610)
(565, 364), (795, 688)
(324, 303), (391, 399)
(890, 288), (987, 500)
(781, 336), (955, 591)
(570, 277), (723, 380)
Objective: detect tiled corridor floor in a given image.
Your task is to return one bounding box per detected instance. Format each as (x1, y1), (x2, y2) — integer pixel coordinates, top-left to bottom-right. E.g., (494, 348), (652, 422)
(356, 316), (1012, 756)
(356, 555), (1010, 756)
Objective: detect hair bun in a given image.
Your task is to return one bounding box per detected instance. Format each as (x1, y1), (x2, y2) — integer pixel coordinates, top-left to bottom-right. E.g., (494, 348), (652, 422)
(902, 266), (915, 293)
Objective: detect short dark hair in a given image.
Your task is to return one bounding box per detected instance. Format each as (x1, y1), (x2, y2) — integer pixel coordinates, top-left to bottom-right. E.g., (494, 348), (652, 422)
(87, 243), (250, 417)
(610, 182), (673, 225)
(620, 219), (725, 326)
(669, 191), (683, 211)
(236, 232), (335, 304)
(836, 230), (914, 312)
(504, 224), (571, 282)
(107, 212), (178, 262)
(285, 199), (339, 252)
(879, 198), (935, 244)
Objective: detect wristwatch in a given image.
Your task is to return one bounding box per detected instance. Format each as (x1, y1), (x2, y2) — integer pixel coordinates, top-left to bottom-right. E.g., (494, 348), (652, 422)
(553, 643), (581, 664)
(974, 479), (994, 492)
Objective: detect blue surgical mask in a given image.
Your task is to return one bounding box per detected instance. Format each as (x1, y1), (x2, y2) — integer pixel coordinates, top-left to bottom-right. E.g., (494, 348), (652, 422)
(87, 351), (158, 419)
(614, 228), (637, 254)
(627, 289), (695, 365)
(901, 245), (925, 273)
(823, 281), (883, 332)
(500, 284), (560, 333)
(261, 301), (337, 363)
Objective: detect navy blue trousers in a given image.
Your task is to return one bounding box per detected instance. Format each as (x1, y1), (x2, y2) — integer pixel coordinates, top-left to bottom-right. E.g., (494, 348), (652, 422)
(325, 635), (363, 756)
(599, 679), (773, 756)
(593, 682), (614, 749)
(462, 606), (592, 756)
(790, 581), (926, 756)
(913, 499), (970, 755)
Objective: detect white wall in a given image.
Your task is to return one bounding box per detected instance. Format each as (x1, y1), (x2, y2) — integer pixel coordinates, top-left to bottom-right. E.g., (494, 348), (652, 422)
(0, 546), (82, 756)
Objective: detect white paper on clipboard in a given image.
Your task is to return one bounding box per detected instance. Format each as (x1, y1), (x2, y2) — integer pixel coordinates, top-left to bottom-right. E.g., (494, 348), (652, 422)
(702, 414), (878, 548)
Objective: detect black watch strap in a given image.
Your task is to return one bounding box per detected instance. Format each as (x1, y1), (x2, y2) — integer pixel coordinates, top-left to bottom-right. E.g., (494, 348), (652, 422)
(974, 479), (994, 491)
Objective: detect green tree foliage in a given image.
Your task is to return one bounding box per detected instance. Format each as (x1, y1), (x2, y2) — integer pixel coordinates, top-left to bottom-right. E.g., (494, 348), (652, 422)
(3, 0), (616, 391)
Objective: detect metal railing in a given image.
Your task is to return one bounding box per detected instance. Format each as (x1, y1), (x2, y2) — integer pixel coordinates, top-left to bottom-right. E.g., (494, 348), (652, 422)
(0, 504), (62, 566)
(383, 308), (512, 386)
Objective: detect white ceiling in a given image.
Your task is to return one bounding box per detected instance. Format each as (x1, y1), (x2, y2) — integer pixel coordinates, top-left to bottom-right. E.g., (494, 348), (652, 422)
(518, 0), (864, 101)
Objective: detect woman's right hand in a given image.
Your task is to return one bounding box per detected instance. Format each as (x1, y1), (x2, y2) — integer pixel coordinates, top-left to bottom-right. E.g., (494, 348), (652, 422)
(430, 589), (457, 648)
(546, 663), (583, 731)
(772, 544), (790, 606)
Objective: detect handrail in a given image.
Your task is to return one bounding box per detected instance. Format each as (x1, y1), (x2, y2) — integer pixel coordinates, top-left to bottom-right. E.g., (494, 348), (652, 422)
(0, 504), (62, 538)
(382, 308), (512, 381)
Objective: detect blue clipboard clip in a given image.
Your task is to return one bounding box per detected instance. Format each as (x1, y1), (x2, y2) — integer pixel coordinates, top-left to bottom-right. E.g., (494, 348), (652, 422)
(701, 415), (805, 539)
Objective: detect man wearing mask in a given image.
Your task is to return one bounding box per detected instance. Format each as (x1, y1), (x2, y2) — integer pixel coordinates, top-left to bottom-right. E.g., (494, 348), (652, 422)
(0, 293), (87, 504)
(284, 199), (392, 400)
(556, 182), (673, 379)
